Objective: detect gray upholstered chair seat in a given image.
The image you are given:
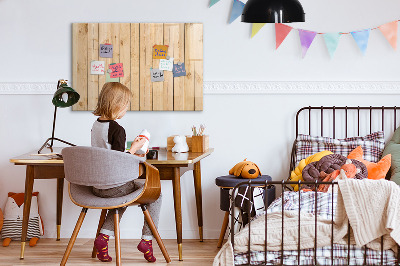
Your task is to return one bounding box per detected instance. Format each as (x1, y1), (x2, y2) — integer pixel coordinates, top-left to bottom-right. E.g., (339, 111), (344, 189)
(69, 180), (145, 208)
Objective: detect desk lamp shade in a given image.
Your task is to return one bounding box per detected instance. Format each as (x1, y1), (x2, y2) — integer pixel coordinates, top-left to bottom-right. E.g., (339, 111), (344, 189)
(241, 0), (305, 23)
(38, 80), (80, 154)
(52, 84), (80, 108)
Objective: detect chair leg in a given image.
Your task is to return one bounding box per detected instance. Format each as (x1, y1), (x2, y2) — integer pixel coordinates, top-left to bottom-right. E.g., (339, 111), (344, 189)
(141, 205), (171, 263)
(60, 208), (88, 266)
(91, 209), (108, 258)
(217, 211), (230, 248)
(114, 209), (121, 266)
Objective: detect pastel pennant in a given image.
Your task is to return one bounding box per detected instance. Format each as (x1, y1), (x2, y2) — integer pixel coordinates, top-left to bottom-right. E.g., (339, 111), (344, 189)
(229, 0), (245, 24)
(275, 23), (293, 49)
(251, 23), (266, 38)
(378, 21), (398, 50)
(351, 29), (370, 55)
(209, 0), (220, 7)
(298, 29), (317, 58)
(323, 33), (341, 58)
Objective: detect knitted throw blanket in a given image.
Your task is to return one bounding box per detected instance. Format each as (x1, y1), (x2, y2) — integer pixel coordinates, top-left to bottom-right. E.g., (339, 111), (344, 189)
(214, 179), (400, 266)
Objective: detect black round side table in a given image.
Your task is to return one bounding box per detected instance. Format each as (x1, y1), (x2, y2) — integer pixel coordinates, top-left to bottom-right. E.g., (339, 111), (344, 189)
(215, 175), (275, 248)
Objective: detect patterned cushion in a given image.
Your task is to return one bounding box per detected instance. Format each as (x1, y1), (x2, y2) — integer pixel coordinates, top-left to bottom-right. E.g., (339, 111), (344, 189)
(295, 131), (385, 166)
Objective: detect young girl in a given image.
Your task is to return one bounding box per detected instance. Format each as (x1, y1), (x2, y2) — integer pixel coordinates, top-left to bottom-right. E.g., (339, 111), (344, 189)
(91, 82), (162, 263)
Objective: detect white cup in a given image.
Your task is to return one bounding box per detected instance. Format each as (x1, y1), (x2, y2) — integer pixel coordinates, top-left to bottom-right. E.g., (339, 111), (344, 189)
(135, 129), (150, 154)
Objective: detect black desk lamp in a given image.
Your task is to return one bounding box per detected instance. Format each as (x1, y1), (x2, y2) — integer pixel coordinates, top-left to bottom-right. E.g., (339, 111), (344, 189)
(38, 79), (80, 154)
(241, 0), (305, 23)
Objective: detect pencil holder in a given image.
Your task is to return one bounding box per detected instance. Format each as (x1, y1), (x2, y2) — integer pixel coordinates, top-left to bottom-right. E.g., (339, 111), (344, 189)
(191, 135), (209, 153)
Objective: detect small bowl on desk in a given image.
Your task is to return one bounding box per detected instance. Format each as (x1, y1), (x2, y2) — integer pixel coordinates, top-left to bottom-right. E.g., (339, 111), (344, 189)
(146, 150), (158, 160)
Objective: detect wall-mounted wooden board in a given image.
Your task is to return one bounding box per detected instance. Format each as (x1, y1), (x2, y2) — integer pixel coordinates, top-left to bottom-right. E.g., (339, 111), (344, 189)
(72, 23), (203, 111)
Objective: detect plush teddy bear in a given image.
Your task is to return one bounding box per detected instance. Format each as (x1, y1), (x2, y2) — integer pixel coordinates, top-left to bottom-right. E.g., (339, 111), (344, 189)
(1, 192), (44, 247)
(172, 135), (189, 153)
(229, 159), (261, 179)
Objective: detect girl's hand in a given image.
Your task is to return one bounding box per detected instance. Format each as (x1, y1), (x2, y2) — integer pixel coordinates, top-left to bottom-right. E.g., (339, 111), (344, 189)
(129, 137), (147, 154)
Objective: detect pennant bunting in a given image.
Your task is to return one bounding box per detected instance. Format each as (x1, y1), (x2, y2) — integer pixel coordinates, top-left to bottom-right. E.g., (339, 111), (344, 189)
(209, 0), (220, 7)
(275, 23), (293, 49)
(229, 0), (245, 24)
(323, 33), (341, 58)
(378, 21), (398, 50)
(251, 23), (266, 38)
(298, 29), (317, 58)
(351, 29), (370, 55)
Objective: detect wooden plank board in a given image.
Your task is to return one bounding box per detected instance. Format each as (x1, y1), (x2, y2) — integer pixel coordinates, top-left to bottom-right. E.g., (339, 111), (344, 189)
(164, 23), (184, 111)
(130, 23), (140, 111)
(98, 23), (112, 93)
(193, 24), (203, 111)
(72, 23), (88, 111)
(120, 23), (131, 106)
(87, 23), (99, 111)
(184, 23), (196, 111)
(151, 24), (165, 111)
(139, 23), (154, 111)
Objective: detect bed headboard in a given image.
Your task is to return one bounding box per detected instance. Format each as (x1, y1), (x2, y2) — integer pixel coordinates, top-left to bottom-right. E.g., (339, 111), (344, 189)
(290, 106), (400, 179)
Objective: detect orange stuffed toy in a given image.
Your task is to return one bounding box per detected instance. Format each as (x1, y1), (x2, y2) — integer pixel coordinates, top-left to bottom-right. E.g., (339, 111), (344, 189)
(229, 159), (261, 179)
(317, 161), (359, 192)
(347, 146), (391, 180)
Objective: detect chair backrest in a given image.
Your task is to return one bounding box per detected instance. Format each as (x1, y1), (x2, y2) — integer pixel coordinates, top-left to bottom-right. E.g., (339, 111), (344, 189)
(62, 146), (145, 187)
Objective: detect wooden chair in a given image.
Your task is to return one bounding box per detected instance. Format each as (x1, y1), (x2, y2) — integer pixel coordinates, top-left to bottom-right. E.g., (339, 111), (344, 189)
(60, 146), (171, 265)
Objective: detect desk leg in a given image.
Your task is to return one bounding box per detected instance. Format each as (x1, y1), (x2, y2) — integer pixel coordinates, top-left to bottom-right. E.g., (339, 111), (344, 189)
(56, 178), (64, 241)
(20, 165), (35, 259)
(172, 167), (183, 261)
(193, 161), (203, 242)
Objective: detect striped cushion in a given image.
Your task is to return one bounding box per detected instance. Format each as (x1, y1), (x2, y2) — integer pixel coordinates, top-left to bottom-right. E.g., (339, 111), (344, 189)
(295, 131), (385, 166)
(1, 217), (40, 240)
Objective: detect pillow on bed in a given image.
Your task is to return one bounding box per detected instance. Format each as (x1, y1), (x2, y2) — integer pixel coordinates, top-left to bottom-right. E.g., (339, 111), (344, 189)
(295, 131), (385, 166)
(348, 146), (391, 180)
(382, 126), (400, 184)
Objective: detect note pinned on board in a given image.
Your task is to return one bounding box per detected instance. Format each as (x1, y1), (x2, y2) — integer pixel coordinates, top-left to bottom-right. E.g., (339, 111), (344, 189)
(159, 57), (174, 71)
(100, 44), (113, 58)
(151, 68), (164, 82)
(109, 63), (124, 78)
(173, 62), (186, 77)
(90, 61), (105, 75)
(153, 45), (168, 59)
(106, 71), (119, 82)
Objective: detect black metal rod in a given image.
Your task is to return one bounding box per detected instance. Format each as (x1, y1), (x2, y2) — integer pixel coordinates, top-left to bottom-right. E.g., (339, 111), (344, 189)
(331, 183), (334, 265)
(314, 181), (317, 266)
(264, 180), (268, 266)
(333, 106), (336, 138)
(345, 106), (348, 138)
(281, 181), (284, 266)
(298, 180), (301, 266)
(321, 106), (324, 136)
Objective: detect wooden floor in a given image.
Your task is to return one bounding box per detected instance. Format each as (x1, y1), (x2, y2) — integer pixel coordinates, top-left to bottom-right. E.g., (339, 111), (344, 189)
(0, 239), (221, 265)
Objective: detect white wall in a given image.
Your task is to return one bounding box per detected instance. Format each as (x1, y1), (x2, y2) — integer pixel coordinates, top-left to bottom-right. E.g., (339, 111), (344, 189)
(1, 0), (400, 239)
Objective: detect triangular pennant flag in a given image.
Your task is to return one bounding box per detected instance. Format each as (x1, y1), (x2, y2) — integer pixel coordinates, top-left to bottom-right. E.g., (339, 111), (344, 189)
(229, 0), (245, 24)
(298, 29), (317, 58)
(251, 23), (266, 38)
(323, 33), (341, 58)
(275, 23), (293, 49)
(378, 21), (398, 50)
(351, 29), (370, 55)
(209, 0), (220, 7)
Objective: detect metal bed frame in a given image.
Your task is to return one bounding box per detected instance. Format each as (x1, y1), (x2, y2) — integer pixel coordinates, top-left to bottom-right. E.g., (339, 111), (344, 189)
(230, 106), (400, 266)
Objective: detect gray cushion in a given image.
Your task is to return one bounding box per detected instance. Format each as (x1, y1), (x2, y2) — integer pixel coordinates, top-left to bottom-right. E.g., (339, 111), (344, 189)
(382, 126), (400, 184)
(69, 180), (145, 208)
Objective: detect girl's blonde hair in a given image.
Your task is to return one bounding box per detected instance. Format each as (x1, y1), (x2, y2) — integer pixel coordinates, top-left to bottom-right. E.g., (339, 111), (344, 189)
(93, 82), (132, 120)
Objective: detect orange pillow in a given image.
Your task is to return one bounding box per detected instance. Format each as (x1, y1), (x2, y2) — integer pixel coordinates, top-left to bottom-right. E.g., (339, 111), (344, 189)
(347, 146), (391, 180)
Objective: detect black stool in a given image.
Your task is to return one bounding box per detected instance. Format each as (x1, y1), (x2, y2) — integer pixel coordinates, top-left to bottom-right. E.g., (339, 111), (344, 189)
(215, 175), (275, 248)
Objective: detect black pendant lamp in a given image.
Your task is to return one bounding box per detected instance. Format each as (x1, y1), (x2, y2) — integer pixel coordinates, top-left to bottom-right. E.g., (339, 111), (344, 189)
(242, 0), (305, 23)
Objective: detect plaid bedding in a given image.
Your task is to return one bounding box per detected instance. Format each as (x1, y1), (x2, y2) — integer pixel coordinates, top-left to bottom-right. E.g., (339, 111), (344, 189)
(294, 131), (385, 166)
(234, 191), (397, 265)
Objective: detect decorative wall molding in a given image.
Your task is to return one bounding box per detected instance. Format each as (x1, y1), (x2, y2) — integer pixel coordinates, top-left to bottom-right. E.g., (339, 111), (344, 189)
(1, 81), (400, 95)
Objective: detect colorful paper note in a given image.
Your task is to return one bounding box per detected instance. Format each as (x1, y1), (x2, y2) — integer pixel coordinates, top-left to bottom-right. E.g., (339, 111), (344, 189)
(106, 72), (119, 82)
(109, 63), (124, 78)
(229, 0), (245, 24)
(275, 23), (293, 49)
(323, 33), (341, 58)
(159, 57), (174, 71)
(153, 45), (169, 59)
(298, 29), (317, 58)
(173, 63), (186, 77)
(151, 69), (164, 82)
(100, 44), (113, 58)
(379, 21), (398, 50)
(90, 61), (105, 75)
(351, 29), (371, 55)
